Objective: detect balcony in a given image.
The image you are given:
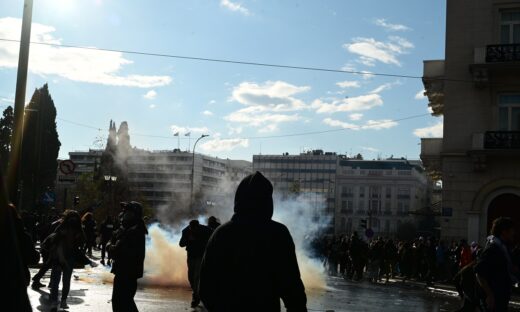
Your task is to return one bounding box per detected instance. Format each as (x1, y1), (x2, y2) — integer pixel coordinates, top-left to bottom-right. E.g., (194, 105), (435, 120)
(484, 131), (520, 149)
(486, 44), (520, 63)
(422, 60), (445, 116)
(420, 138), (443, 179)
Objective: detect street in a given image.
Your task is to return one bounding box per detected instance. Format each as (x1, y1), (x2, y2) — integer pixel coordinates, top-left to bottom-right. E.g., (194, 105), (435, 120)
(28, 253), (470, 312)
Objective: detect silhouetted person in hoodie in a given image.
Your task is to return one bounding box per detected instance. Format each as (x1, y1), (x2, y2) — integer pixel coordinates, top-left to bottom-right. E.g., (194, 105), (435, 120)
(199, 171), (307, 312)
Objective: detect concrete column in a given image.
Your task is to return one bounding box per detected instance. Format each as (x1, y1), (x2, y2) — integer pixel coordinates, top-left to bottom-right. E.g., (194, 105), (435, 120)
(467, 212), (481, 243)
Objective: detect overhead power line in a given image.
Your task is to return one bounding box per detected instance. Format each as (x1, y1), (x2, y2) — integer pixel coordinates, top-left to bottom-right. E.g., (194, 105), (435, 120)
(57, 113), (431, 141)
(0, 37), (500, 87)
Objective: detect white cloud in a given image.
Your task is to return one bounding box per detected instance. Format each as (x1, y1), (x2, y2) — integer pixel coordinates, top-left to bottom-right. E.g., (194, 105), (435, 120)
(226, 80), (309, 131)
(208, 100), (217, 105)
(349, 113), (363, 121)
(415, 89), (426, 100)
(220, 0), (250, 15)
(323, 118), (398, 131)
(341, 63), (374, 79)
(227, 125), (243, 135)
(413, 121), (443, 137)
(312, 94), (383, 114)
(170, 125), (210, 135)
(374, 18), (412, 32)
(200, 138), (249, 152)
(369, 80), (401, 94)
(343, 36), (414, 67)
(360, 146), (380, 152)
(149, 104), (156, 109)
(202, 110), (214, 116)
(336, 80), (361, 89)
(143, 90), (157, 100)
(0, 17), (172, 88)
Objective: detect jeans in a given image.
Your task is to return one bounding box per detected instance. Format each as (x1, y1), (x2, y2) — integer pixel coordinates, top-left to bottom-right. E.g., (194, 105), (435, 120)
(112, 275), (138, 312)
(187, 257), (202, 303)
(49, 262), (73, 302)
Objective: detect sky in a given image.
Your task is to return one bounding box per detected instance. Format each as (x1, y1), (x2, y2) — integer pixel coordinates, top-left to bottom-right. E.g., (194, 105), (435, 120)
(0, 0), (446, 161)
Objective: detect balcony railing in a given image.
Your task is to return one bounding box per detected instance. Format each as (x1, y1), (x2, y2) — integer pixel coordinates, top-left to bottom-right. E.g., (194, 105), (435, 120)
(486, 44), (520, 63)
(484, 131), (520, 149)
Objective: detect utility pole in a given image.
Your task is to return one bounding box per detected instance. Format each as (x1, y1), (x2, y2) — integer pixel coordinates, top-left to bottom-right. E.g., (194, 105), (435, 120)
(7, 0), (33, 206)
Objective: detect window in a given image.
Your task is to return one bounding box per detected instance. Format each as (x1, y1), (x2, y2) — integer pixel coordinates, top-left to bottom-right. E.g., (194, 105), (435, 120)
(359, 186), (365, 198)
(341, 200), (347, 213)
(385, 186), (392, 199)
(498, 95), (520, 131)
(340, 217), (346, 232)
(398, 186), (411, 199)
(501, 11), (520, 44)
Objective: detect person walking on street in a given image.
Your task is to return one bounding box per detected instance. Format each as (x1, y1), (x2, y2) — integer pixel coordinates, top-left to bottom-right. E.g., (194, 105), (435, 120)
(82, 212), (97, 256)
(179, 219), (212, 308)
(99, 215), (115, 266)
(31, 214), (63, 289)
(199, 172), (307, 312)
(108, 202), (147, 312)
(47, 210), (86, 310)
(475, 217), (517, 312)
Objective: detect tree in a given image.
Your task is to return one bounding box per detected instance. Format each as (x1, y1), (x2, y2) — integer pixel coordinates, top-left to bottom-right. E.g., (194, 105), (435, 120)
(354, 153), (363, 160)
(0, 106), (14, 174)
(20, 84), (61, 211)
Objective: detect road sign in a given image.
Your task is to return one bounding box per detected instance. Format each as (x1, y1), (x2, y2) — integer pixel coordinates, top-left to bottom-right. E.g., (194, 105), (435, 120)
(365, 228), (374, 239)
(42, 191), (56, 204)
(59, 160), (76, 175)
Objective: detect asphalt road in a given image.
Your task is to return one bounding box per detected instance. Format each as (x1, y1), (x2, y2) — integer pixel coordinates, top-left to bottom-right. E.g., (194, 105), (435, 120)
(27, 263), (469, 312)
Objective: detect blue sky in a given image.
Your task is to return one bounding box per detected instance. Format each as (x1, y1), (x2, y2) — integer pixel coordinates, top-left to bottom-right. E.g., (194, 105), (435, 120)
(0, 0), (445, 161)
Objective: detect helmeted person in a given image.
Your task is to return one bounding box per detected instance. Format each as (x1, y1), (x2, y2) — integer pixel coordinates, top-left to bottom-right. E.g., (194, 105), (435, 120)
(179, 219), (212, 308)
(108, 201), (148, 312)
(199, 171), (307, 312)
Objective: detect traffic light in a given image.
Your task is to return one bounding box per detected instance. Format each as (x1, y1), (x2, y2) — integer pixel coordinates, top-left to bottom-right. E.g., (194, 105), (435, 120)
(73, 196), (80, 207)
(360, 219), (367, 229)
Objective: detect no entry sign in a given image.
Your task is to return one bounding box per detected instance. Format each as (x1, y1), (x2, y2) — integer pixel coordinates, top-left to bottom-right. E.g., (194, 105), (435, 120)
(59, 160), (76, 175)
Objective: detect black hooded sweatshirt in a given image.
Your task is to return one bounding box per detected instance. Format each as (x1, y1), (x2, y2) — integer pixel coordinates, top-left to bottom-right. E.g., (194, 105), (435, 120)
(199, 172), (307, 312)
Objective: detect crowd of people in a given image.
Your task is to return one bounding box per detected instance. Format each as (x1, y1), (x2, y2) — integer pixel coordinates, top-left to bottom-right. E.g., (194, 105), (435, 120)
(314, 233), (483, 286)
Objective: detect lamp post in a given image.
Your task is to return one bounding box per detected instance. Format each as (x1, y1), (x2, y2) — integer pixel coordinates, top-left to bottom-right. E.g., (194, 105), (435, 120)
(190, 134), (209, 214)
(104, 175), (117, 217)
(7, 0), (33, 206)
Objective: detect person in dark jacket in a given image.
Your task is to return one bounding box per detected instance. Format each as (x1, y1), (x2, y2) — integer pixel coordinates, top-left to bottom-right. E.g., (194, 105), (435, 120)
(199, 171), (307, 312)
(82, 212), (97, 256)
(475, 217), (516, 312)
(108, 201), (147, 312)
(207, 216), (221, 232)
(179, 219), (212, 308)
(47, 210), (86, 310)
(99, 215), (115, 265)
(31, 215), (63, 289)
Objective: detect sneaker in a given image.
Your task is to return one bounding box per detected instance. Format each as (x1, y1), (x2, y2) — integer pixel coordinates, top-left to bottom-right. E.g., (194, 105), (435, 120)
(60, 300), (69, 309)
(31, 281), (45, 289)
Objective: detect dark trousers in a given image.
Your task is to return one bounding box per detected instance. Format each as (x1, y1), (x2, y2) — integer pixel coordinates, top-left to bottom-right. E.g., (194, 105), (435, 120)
(187, 257), (202, 303)
(101, 241), (108, 261)
(49, 263), (73, 302)
(112, 275), (138, 312)
(33, 260), (52, 282)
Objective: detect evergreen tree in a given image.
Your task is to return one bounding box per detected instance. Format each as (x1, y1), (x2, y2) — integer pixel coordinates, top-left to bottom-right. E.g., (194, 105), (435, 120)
(20, 84), (61, 210)
(0, 106), (14, 174)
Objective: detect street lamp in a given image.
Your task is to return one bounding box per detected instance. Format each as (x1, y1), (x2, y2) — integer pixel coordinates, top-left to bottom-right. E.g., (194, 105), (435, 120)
(104, 175), (117, 217)
(190, 134), (209, 214)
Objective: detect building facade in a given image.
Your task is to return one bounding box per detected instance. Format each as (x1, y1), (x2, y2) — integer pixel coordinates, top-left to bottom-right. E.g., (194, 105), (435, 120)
(421, 1), (520, 243)
(253, 151), (430, 236)
(335, 159), (429, 238)
(253, 150), (337, 233)
(127, 149), (252, 211)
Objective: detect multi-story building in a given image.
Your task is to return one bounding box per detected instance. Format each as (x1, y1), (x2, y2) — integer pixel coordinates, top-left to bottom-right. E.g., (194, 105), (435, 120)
(335, 159), (429, 237)
(253, 151), (430, 236)
(420, 1), (520, 243)
(253, 150), (338, 233)
(126, 149), (252, 211)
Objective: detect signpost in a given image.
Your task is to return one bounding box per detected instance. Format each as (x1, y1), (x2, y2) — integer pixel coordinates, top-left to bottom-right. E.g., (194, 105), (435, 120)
(59, 160), (76, 175)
